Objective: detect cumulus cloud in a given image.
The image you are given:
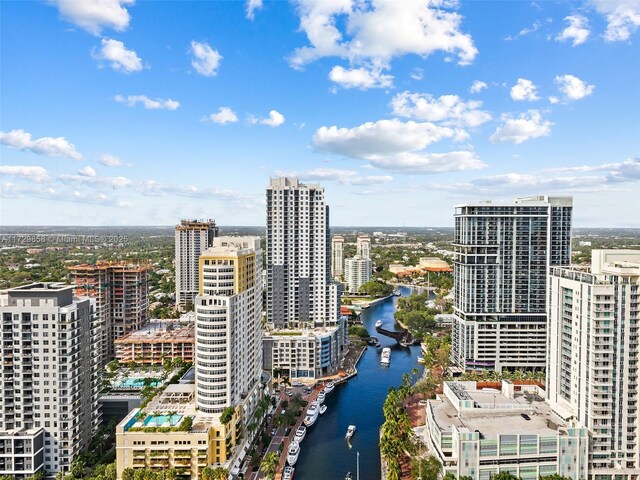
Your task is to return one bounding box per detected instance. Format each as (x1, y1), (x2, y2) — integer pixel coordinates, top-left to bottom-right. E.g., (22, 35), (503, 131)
(49, 0), (134, 35)
(248, 110), (285, 127)
(313, 118), (485, 174)
(556, 15), (590, 46)
(0, 129), (83, 160)
(99, 154), (129, 167)
(246, 0), (263, 20)
(204, 107), (239, 124)
(190, 41), (222, 77)
(555, 74), (595, 101)
(470, 80), (487, 94)
(275, 168), (393, 186)
(390, 91), (491, 128)
(0, 165), (50, 183)
(590, 0), (640, 42)
(490, 110), (552, 144)
(510, 78), (540, 101)
(78, 166), (97, 177)
(92, 38), (142, 73)
(114, 94), (180, 110)
(328, 65), (393, 89)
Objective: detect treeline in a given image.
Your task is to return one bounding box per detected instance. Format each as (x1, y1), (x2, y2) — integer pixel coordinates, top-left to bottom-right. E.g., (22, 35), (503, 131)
(394, 293), (439, 338)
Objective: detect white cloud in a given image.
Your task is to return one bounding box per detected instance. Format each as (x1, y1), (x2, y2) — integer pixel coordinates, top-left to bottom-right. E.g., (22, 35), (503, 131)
(328, 65), (393, 89)
(505, 20), (542, 40)
(390, 91), (491, 127)
(78, 166), (97, 177)
(312, 118), (485, 174)
(190, 41), (222, 77)
(246, 0), (263, 20)
(470, 80), (487, 93)
(555, 74), (595, 101)
(289, 0), (477, 82)
(99, 153), (129, 167)
(410, 68), (423, 81)
(590, 0), (640, 42)
(249, 110), (285, 127)
(549, 96), (560, 104)
(0, 129), (83, 160)
(490, 110), (552, 144)
(0, 165), (50, 183)
(114, 94), (180, 110)
(59, 173), (133, 189)
(205, 107), (239, 124)
(49, 0), (134, 35)
(510, 78), (540, 101)
(92, 38), (142, 73)
(1, 182), (131, 207)
(556, 15), (590, 46)
(275, 168), (393, 186)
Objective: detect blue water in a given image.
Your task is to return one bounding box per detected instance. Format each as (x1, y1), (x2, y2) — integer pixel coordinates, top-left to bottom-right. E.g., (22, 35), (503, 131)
(143, 414), (183, 427)
(294, 286), (425, 479)
(116, 377), (161, 389)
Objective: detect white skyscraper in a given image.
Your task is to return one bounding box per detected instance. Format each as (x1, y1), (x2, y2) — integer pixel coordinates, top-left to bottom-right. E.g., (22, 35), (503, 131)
(452, 196), (572, 371)
(345, 255), (372, 294)
(356, 235), (371, 259)
(331, 235), (345, 278)
(548, 250), (640, 478)
(0, 283), (101, 477)
(175, 219), (219, 306)
(194, 237), (263, 414)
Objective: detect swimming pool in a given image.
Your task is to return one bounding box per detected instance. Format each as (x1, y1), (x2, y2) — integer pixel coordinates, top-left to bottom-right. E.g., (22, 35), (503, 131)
(115, 377), (161, 389)
(143, 414), (183, 427)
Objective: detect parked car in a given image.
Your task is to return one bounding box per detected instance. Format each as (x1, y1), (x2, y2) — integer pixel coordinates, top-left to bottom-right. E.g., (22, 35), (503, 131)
(271, 427), (277, 436)
(521, 413), (531, 420)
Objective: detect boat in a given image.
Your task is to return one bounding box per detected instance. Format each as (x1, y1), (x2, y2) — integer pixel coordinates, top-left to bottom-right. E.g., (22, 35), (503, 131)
(304, 401), (319, 427)
(394, 290), (401, 296)
(317, 389), (326, 404)
(287, 440), (300, 466)
(345, 425), (356, 439)
(375, 320), (383, 328)
(282, 466), (295, 480)
(323, 381), (335, 394)
(294, 425), (306, 443)
(345, 473), (353, 480)
(381, 347), (391, 366)
(320, 404), (327, 415)
(417, 356), (426, 364)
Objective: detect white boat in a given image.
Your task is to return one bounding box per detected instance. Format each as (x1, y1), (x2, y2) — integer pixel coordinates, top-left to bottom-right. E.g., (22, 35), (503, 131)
(375, 320), (383, 328)
(304, 402), (319, 427)
(381, 347), (391, 366)
(345, 425), (356, 439)
(287, 441), (300, 466)
(283, 466), (295, 480)
(394, 290), (401, 296)
(323, 381), (335, 394)
(294, 425), (306, 443)
(417, 356), (426, 364)
(317, 390), (326, 404)
(320, 405), (327, 415)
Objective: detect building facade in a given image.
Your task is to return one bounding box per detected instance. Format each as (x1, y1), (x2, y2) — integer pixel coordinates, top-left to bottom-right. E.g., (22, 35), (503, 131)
(548, 250), (640, 479)
(175, 219), (219, 306)
(451, 196), (572, 371)
(0, 283), (101, 477)
(331, 235), (345, 278)
(356, 235), (371, 259)
(344, 255), (372, 294)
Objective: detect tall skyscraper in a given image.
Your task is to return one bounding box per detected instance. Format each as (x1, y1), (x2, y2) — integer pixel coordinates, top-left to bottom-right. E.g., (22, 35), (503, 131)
(331, 235), (345, 278)
(548, 250), (640, 477)
(451, 195), (572, 371)
(345, 255), (372, 294)
(0, 283), (101, 476)
(356, 235), (371, 259)
(195, 236), (263, 413)
(175, 219), (219, 306)
(69, 261), (150, 362)
(266, 177), (339, 328)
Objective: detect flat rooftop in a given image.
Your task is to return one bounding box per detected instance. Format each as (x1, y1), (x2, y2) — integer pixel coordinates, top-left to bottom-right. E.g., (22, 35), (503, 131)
(115, 320), (194, 343)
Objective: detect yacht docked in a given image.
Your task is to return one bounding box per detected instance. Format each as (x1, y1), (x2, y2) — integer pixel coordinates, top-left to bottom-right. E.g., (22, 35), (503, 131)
(345, 425), (356, 439)
(323, 381), (335, 394)
(381, 347), (391, 366)
(320, 404), (327, 415)
(282, 466), (295, 480)
(317, 389), (326, 404)
(287, 440), (300, 466)
(294, 425), (306, 443)
(303, 401), (320, 427)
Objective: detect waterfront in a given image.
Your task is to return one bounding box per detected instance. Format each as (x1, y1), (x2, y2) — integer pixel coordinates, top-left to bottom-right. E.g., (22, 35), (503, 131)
(293, 285), (424, 479)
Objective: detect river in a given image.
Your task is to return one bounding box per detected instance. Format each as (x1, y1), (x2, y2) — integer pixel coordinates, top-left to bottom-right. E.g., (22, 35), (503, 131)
(293, 285), (425, 479)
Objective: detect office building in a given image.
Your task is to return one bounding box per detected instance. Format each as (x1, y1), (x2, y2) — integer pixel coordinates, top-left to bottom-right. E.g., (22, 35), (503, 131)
(344, 255), (372, 294)
(175, 219), (219, 306)
(69, 261), (150, 362)
(0, 283), (101, 477)
(331, 235), (345, 278)
(356, 235), (371, 259)
(548, 250), (640, 478)
(451, 196), (572, 371)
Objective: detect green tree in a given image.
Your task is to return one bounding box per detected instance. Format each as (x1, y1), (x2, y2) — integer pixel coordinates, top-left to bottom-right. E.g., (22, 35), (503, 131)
(260, 452), (279, 480)
(212, 467), (229, 480)
(491, 472), (521, 480)
(358, 279), (393, 298)
(199, 466), (215, 480)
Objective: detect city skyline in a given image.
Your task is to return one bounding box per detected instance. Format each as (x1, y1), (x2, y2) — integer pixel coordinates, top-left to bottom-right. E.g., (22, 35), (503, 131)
(1, 0), (639, 228)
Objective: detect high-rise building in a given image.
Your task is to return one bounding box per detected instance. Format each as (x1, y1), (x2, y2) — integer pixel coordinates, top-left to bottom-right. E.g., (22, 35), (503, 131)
(356, 235), (371, 259)
(195, 236), (263, 414)
(0, 283), (101, 477)
(548, 250), (640, 478)
(344, 255), (372, 294)
(331, 235), (345, 278)
(451, 195), (572, 372)
(175, 219), (219, 306)
(69, 261), (150, 362)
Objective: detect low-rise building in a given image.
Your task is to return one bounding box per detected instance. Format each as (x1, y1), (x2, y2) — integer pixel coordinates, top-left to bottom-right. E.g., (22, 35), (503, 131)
(423, 381), (589, 480)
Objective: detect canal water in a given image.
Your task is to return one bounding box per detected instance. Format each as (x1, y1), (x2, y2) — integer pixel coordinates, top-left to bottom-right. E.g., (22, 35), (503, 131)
(293, 286), (425, 479)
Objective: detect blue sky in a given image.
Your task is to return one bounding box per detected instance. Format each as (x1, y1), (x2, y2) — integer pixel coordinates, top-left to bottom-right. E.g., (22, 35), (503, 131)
(1, 0), (639, 227)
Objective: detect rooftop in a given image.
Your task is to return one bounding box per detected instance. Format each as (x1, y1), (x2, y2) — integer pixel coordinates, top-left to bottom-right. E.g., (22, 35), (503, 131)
(115, 318), (194, 344)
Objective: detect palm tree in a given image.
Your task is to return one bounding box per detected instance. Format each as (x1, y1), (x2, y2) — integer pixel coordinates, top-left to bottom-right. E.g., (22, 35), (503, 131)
(260, 452), (280, 480)
(122, 469), (135, 480)
(199, 467), (214, 480)
(165, 468), (177, 480)
(211, 467), (229, 480)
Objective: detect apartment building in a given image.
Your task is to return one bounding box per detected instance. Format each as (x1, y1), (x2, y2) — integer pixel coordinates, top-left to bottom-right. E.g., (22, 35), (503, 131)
(175, 219), (219, 306)
(331, 235), (345, 278)
(344, 255), (372, 294)
(69, 261), (150, 362)
(548, 250), (640, 479)
(356, 235), (371, 259)
(0, 283), (101, 477)
(451, 196), (572, 371)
